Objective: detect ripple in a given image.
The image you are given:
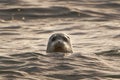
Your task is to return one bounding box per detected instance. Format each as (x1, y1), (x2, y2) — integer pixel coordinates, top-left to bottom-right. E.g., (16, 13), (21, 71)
(45, 74), (93, 80)
(70, 32), (86, 35)
(0, 59), (24, 64)
(95, 2), (120, 8)
(10, 52), (45, 58)
(95, 49), (120, 56)
(0, 56), (13, 60)
(0, 0), (20, 5)
(113, 34), (120, 39)
(101, 25), (120, 30)
(14, 38), (42, 40)
(19, 66), (44, 73)
(0, 6), (92, 20)
(52, 64), (74, 70)
(0, 70), (25, 76)
(0, 26), (21, 29)
(0, 32), (20, 35)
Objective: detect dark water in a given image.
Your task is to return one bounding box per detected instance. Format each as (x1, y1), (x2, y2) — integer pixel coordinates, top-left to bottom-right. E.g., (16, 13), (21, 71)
(0, 0), (120, 80)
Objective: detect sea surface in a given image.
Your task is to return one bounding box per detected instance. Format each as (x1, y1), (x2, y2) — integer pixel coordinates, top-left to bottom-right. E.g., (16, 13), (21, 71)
(0, 0), (120, 80)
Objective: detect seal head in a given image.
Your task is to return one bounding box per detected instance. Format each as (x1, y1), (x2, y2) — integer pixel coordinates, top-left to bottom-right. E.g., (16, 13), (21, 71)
(46, 33), (73, 53)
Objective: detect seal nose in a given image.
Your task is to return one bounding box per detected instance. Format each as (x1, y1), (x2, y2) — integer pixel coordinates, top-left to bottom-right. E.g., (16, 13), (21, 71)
(58, 40), (61, 43)
(56, 40), (64, 46)
(57, 40), (62, 44)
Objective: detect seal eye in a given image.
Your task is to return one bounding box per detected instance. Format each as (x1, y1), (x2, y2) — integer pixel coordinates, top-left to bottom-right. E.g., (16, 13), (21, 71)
(51, 37), (57, 41)
(62, 37), (68, 42)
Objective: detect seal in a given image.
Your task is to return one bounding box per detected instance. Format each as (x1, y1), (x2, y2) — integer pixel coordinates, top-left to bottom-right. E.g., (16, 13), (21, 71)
(46, 33), (73, 53)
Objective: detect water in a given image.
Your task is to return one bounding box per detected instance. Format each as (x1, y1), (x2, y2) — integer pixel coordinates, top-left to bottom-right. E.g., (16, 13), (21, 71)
(0, 0), (120, 80)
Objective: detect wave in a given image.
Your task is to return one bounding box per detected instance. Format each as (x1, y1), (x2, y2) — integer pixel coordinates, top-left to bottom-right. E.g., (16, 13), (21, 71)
(0, 52), (120, 79)
(95, 49), (120, 56)
(0, 6), (92, 20)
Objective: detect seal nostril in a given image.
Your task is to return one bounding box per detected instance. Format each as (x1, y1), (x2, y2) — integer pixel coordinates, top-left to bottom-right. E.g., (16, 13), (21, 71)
(57, 40), (63, 44)
(58, 40), (61, 43)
